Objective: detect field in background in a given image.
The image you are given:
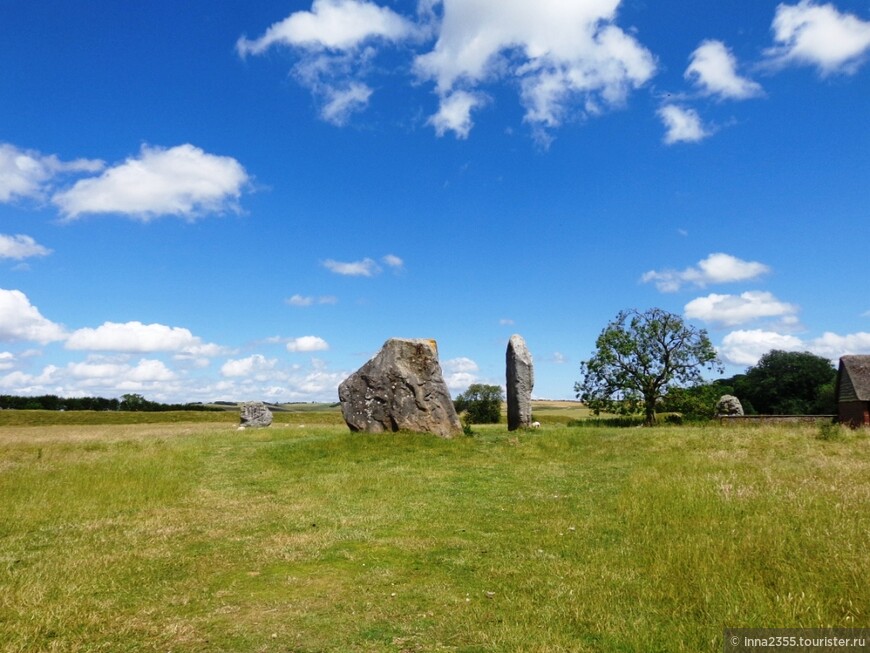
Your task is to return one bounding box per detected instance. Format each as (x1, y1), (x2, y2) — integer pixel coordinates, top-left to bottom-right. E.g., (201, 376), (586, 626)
(0, 400), (585, 429)
(1, 413), (868, 652)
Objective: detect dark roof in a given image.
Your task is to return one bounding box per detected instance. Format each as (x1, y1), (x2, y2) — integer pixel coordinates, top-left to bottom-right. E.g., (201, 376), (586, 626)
(838, 355), (870, 402)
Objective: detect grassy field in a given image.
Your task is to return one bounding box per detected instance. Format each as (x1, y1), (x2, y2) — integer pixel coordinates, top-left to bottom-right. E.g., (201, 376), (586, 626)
(1, 412), (868, 652)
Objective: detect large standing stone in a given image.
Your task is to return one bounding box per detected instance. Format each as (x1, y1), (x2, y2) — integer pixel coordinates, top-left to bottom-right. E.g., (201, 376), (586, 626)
(716, 394), (744, 417)
(239, 401), (273, 428)
(506, 334), (534, 431)
(338, 338), (462, 438)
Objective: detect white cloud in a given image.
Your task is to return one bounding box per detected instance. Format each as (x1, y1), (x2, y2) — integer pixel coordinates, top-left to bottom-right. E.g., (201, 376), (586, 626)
(287, 294), (314, 307)
(719, 328), (870, 367)
(0, 234), (52, 260)
(766, 0), (870, 75)
(0, 289), (67, 344)
(287, 294), (338, 307)
(321, 82), (374, 125)
(382, 253), (404, 269)
(0, 352), (15, 371)
(127, 359), (176, 382)
(0, 350), (350, 403)
(65, 321), (217, 354)
(68, 357), (175, 384)
(642, 253), (770, 292)
(719, 329), (805, 366)
(499, 318), (515, 326)
(287, 336), (330, 352)
(0, 143), (103, 203)
(416, 0), (656, 137)
(242, 0), (655, 138)
(323, 257), (381, 276)
(237, 0), (417, 127)
(807, 332), (870, 359)
(291, 357), (346, 396)
(0, 365), (60, 392)
(442, 356), (480, 392)
(684, 291), (799, 327)
(427, 90), (486, 139)
(685, 40), (763, 99)
(52, 144), (249, 221)
(221, 354), (278, 378)
(236, 0), (417, 55)
(657, 104), (709, 144)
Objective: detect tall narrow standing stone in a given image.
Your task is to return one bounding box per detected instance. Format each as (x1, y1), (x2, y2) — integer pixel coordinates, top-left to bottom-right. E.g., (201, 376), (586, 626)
(506, 334), (534, 430)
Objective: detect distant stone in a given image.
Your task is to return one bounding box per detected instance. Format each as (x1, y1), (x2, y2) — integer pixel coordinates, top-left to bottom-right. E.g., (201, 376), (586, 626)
(506, 334), (534, 431)
(239, 401), (273, 429)
(338, 338), (462, 438)
(716, 394), (744, 417)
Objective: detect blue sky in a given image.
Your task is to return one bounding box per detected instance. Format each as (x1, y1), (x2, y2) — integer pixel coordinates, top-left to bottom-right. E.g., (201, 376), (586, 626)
(1, 0), (869, 403)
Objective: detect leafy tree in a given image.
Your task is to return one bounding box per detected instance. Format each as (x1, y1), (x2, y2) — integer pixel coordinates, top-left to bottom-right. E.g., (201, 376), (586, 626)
(660, 383), (727, 421)
(119, 393), (153, 411)
(454, 384), (504, 424)
(575, 308), (721, 426)
(735, 350), (836, 415)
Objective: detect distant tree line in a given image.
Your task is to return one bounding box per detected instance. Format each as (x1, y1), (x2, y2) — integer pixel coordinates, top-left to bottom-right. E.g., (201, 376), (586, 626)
(575, 308), (838, 424)
(0, 393), (221, 412)
(660, 350), (837, 420)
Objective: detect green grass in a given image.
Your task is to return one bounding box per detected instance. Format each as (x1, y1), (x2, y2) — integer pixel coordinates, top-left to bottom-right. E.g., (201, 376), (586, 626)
(1, 417), (868, 652)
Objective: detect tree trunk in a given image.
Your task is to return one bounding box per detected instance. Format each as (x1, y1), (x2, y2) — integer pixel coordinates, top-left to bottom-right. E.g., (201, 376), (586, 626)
(643, 396), (657, 426)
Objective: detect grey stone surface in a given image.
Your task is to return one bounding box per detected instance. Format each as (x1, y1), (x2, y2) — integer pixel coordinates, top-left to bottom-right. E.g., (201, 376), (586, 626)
(239, 401), (273, 428)
(506, 334), (534, 431)
(716, 394), (744, 416)
(338, 338), (462, 438)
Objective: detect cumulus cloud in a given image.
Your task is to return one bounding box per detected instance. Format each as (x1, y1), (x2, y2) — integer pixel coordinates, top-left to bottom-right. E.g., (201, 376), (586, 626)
(442, 356), (480, 392)
(684, 291), (799, 327)
(221, 354), (278, 378)
(241, 0), (655, 138)
(427, 90), (486, 138)
(321, 82), (374, 125)
(0, 352), (15, 371)
(286, 336), (330, 352)
(322, 254), (404, 276)
(685, 40), (763, 99)
(765, 0), (870, 75)
(0, 234), (52, 260)
(719, 327), (870, 367)
(236, 0), (417, 55)
(286, 294), (338, 307)
(0, 349), (350, 403)
(719, 329), (805, 366)
(642, 253), (770, 292)
(65, 321), (219, 355)
(0, 143), (103, 203)
(52, 144), (249, 221)
(0, 289), (67, 344)
(68, 357), (176, 384)
(238, 0), (418, 125)
(549, 352), (568, 364)
(807, 331), (870, 359)
(0, 366), (60, 392)
(416, 0), (656, 137)
(323, 257), (381, 276)
(382, 253), (404, 270)
(657, 104), (709, 144)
